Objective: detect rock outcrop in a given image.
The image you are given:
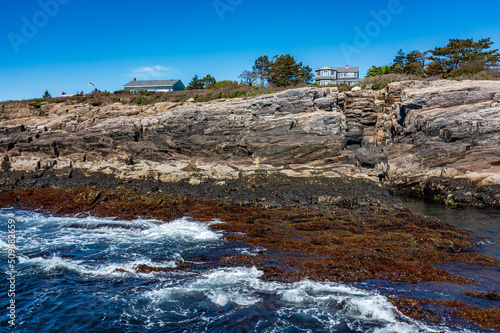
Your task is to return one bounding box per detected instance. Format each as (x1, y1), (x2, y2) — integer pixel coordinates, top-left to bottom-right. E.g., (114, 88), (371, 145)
(1, 80), (499, 206)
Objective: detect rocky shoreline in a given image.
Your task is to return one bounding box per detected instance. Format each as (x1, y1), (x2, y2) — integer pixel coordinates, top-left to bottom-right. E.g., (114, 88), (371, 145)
(1, 80), (500, 328)
(1, 169), (499, 328)
(1, 79), (499, 207)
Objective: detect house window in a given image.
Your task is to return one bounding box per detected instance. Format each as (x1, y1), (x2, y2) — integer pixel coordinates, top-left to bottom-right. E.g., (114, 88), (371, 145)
(347, 72), (355, 78)
(323, 70), (328, 76)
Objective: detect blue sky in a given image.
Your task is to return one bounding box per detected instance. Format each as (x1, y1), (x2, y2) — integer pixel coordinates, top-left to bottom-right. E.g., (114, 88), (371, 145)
(1, 0), (499, 101)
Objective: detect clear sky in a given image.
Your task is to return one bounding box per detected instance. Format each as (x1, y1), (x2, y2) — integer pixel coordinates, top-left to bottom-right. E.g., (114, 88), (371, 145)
(1, 0), (499, 101)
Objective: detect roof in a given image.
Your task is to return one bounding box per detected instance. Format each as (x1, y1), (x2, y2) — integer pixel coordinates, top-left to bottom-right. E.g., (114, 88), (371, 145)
(123, 79), (183, 88)
(316, 66), (359, 72)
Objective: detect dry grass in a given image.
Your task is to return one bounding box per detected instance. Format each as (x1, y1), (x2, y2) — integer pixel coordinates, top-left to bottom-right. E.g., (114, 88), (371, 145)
(362, 74), (424, 90)
(72, 84), (292, 106)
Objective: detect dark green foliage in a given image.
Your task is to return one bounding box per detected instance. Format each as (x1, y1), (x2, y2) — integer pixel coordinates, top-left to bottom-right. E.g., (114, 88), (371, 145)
(210, 80), (240, 89)
(372, 82), (390, 90)
(248, 54), (312, 87)
(201, 74), (217, 88)
(365, 65), (394, 78)
(130, 96), (152, 105)
(222, 90), (247, 99)
(392, 49), (406, 72)
(139, 90), (154, 96)
(367, 37), (499, 79)
(428, 38), (500, 76)
(42, 90), (51, 99)
(187, 75), (204, 90)
(29, 98), (46, 108)
(404, 51), (425, 75)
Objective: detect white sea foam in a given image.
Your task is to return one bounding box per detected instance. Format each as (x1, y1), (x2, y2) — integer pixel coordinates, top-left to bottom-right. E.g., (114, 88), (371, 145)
(145, 266), (445, 332)
(0, 238), (9, 249)
(4, 212), (221, 253)
(0, 209), (463, 332)
(17, 254), (179, 277)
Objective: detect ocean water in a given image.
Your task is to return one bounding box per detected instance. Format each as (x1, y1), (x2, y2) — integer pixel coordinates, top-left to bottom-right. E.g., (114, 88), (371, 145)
(398, 197), (500, 260)
(0, 208), (488, 332)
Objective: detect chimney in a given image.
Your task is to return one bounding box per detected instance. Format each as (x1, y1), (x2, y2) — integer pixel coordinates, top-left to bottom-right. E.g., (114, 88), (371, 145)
(346, 65), (349, 69)
(133, 78), (136, 81)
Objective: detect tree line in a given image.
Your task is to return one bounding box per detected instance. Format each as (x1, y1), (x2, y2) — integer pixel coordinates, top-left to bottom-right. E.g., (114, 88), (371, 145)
(187, 54), (313, 90)
(366, 38), (500, 78)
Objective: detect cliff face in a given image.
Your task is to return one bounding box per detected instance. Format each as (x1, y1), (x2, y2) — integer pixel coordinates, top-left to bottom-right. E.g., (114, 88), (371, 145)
(0, 88), (347, 170)
(383, 80), (500, 182)
(0, 80), (499, 205)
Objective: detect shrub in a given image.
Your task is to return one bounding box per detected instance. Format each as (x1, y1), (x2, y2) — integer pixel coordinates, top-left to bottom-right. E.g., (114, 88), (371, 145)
(362, 73), (422, 90)
(223, 90), (247, 99)
(139, 90), (154, 96)
(91, 98), (103, 106)
(130, 96), (152, 105)
(211, 80), (240, 89)
(29, 98), (46, 108)
(450, 59), (488, 77)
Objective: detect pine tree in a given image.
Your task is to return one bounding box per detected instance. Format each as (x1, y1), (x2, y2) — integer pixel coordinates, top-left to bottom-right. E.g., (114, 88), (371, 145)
(404, 51), (425, 75)
(187, 75), (204, 90)
(427, 38), (500, 76)
(266, 54), (313, 87)
(42, 90), (51, 99)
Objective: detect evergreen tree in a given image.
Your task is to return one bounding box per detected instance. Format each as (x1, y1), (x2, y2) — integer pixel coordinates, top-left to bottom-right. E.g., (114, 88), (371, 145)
(393, 49), (406, 68)
(404, 50), (425, 75)
(187, 75), (204, 90)
(267, 54), (312, 87)
(427, 38), (500, 76)
(298, 65), (314, 84)
(42, 90), (51, 99)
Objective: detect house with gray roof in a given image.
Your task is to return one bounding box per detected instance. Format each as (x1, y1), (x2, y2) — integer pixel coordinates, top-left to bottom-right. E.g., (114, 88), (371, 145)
(123, 79), (185, 92)
(315, 65), (362, 86)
